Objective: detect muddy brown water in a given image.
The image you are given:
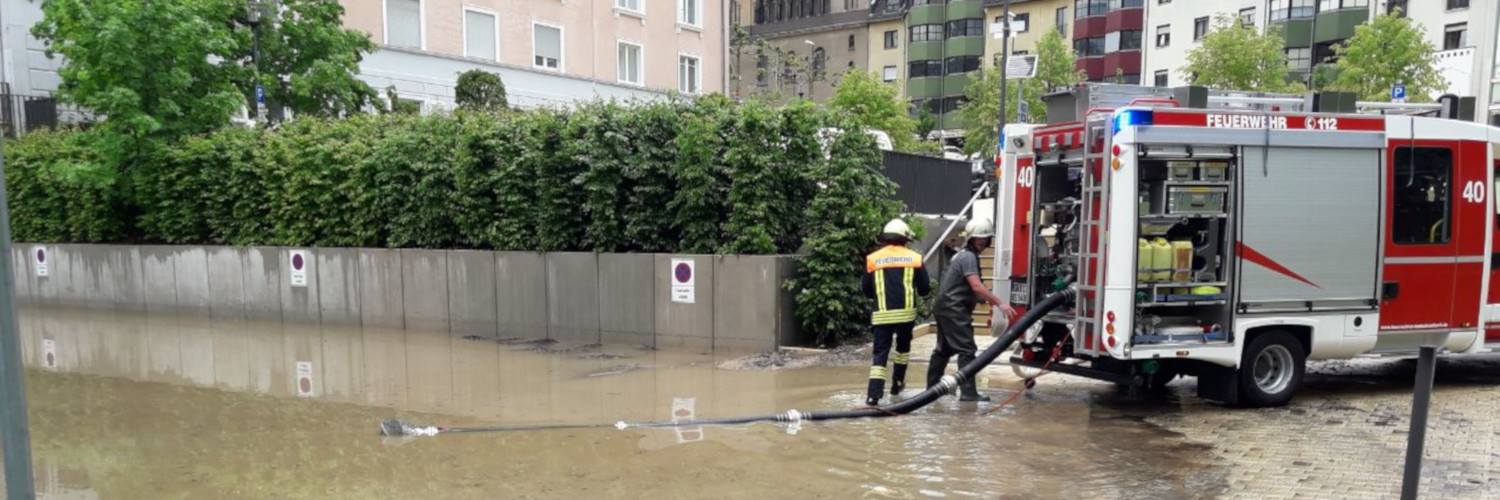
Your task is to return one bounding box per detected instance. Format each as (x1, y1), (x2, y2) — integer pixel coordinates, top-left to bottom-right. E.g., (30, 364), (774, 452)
(3, 306), (1230, 499)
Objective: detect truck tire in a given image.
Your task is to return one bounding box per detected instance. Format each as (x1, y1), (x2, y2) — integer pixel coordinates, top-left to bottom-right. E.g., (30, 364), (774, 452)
(1237, 331), (1305, 407)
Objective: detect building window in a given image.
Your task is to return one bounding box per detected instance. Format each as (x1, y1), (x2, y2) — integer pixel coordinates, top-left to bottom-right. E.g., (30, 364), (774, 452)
(679, 0), (702, 26)
(1118, 29), (1142, 51)
(945, 18), (985, 38)
(1013, 13), (1030, 33)
(1318, 0), (1368, 10)
(1055, 7), (1067, 35)
(908, 60), (942, 78)
(1158, 0), (1169, 3)
(616, 0), (643, 14)
(756, 55), (769, 86)
(1074, 0), (1107, 18)
(1313, 41), (1338, 65)
(884, 30), (898, 49)
(1153, 70), (1168, 87)
(617, 41), (643, 85)
(1284, 47), (1311, 70)
(944, 55), (981, 74)
(1112, 0), (1143, 8)
(1392, 147), (1453, 245)
(1271, 0), (1314, 21)
(882, 65), (897, 81)
(1073, 37), (1104, 57)
(1447, 0), (1468, 9)
(1239, 7), (1255, 26)
(909, 24), (945, 42)
(463, 8), (498, 61)
(848, 34), (856, 52)
(910, 0), (945, 5)
(1193, 17), (1208, 41)
(1155, 24), (1170, 47)
(385, 0), (422, 49)
(1443, 23), (1467, 50)
(730, 0), (739, 26)
(811, 47), (827, 76)
(680, 55), (700, 94)
(939, 96), (967, 114)
(533, 23), (562, 70)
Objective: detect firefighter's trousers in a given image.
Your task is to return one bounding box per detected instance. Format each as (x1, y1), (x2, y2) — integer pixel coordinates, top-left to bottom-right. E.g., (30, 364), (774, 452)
(869, 322), (914, 401)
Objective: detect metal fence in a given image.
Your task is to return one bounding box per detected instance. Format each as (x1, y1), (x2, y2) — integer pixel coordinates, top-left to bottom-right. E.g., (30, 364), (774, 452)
(881, 150), (976, 215)
(0, 83), (60, 137)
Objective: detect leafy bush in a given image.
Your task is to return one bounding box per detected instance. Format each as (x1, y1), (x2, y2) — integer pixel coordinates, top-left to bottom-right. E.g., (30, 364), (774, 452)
(455, 70), (509, 112)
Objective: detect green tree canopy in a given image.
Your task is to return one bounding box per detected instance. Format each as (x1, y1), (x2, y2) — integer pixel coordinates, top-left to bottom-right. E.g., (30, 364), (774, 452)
(958, 29), (1082, 157)
(32, 0), (379, 158)
(1329, 10), (1443, 102)
(1181, 14), (1303, 93)
(826, 70), (921, 151)
(455, 70), (510, 112)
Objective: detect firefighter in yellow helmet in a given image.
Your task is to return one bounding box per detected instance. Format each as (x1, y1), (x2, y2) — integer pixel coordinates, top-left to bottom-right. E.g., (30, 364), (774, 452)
(860, 218), (932, 406)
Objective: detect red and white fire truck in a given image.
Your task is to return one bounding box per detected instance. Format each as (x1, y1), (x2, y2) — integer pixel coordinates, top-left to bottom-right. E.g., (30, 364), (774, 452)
(993, 84), (1500, 407)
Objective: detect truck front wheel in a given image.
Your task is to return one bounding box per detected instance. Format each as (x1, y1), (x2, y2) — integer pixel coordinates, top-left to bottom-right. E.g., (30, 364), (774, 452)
(1237, 331), (1305, 407)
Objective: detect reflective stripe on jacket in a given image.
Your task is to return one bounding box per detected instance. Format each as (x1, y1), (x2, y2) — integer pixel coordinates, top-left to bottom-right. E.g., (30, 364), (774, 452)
(861, 245), (931, 325)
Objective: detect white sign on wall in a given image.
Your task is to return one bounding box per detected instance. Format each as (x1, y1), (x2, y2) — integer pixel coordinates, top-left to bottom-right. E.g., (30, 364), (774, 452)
(42, 338), (56, 369)
(670, 258), (695, 304)
(32, 246), (47, 277)
(295, 361), (315, 397)
(672, 397), (702, 444)
(288, 250), (309, 287)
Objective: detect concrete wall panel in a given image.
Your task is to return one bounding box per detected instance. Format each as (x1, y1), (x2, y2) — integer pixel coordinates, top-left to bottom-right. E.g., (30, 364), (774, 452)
(357, 249), (404, 329)
(70, 245), (114, 309)
(242, 247), (283, 322)
(713, 256), (780, 354)
(50, 244), (79, 307)
(139, 246), (179, 315)
(447, 250), (498, 338)
(206, 247), (246, 320)
(599, 253), (654, 347)
(776, 257), (806, 347)
(172, 247), (211, 316)
(546, 252), (600, 343)
(400, 250), (449, 333)
(280, 248), (319, 324)
(495, 252), (548, 340)
(106, 246), (146, 314)
(655, 254), (713, 352)
(316, 248), (361, 326)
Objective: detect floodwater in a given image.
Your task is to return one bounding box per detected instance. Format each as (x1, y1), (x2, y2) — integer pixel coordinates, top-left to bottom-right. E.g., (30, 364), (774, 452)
(3, 305), (1230, 499)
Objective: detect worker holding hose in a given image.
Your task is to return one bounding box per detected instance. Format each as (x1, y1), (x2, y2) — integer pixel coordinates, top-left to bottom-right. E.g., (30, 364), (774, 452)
(861, 219), (932, 406)
(927, 218), (1016, 402)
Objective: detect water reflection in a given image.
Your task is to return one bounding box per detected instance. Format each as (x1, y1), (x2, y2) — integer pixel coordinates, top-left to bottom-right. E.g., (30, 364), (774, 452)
(13, 305), (1229, 498)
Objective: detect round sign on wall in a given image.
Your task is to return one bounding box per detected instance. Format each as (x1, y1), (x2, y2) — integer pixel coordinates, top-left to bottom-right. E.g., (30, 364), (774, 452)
(674, 263), (693, 284)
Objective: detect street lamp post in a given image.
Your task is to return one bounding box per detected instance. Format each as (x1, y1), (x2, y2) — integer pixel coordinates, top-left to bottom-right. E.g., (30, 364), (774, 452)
(0, 136), (36, 500)
(244, 0), (266, 121)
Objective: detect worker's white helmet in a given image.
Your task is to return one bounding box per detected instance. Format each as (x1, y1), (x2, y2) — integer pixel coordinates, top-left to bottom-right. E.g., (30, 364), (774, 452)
(882, 218), (915, 239)
(963, 218), (994, 239)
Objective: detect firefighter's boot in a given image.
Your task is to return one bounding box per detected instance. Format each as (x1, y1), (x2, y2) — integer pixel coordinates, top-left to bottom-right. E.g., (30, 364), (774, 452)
(925, 352), (950, 392)
(956, 354), (990, 402)
(890, 351), (910, 396)
(866, 366), (887, 406)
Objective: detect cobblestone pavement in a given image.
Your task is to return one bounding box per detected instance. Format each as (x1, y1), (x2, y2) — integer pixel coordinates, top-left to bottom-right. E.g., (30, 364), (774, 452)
(908, 332), (1500, 499)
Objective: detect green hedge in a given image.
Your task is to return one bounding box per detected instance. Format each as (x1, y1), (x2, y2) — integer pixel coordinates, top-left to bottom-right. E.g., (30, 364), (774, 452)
(4, 98), (902, 342)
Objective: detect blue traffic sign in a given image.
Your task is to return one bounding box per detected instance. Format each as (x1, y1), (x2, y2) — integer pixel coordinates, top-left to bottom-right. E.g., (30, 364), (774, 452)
(1391, 84), (1407, 101)
(256, 84), (265, 104)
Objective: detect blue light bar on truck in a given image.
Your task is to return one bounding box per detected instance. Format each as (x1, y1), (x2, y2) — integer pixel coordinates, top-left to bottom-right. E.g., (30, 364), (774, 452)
(1112, 109), (1154, 133)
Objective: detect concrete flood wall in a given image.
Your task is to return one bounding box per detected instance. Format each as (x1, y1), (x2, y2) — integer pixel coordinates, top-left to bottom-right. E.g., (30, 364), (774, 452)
(15, 244), (803, 353)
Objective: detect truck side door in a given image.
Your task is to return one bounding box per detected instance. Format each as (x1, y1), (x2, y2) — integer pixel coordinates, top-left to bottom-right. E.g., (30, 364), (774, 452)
(1381, 142), (1459, 333)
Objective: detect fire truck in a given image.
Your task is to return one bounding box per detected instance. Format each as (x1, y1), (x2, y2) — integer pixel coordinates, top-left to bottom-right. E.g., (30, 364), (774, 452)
(993, 84), (1500, 407)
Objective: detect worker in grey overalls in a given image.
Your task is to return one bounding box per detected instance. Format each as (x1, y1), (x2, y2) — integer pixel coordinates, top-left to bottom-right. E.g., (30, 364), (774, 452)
(927, 218), (1016, 402)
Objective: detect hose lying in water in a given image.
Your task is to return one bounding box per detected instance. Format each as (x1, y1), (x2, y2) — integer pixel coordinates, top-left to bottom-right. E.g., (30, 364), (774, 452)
(380, 286), (1077, 437)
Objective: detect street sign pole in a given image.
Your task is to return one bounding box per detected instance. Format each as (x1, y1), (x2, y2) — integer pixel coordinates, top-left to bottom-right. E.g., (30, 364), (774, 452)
(1400, 344), (1437, 499)
(0, 140), (36, 499)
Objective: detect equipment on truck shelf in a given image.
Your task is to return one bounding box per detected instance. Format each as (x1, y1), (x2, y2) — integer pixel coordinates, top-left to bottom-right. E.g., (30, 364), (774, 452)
(990, 83), (1500, 407)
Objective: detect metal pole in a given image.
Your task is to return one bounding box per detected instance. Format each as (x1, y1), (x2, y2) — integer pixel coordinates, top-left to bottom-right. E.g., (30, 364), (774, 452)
(251, 25), (262, 120)
(996, 0), (1011, 161)
(0, 140), (36, 498)
(1400, 345), (1437, 500)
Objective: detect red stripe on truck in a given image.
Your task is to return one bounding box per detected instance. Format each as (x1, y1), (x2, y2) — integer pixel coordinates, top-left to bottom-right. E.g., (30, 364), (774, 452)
(1236, 242), (1322, 290)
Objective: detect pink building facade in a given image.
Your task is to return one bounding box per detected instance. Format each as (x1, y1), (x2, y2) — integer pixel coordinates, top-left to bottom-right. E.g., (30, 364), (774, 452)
(339, 0), (728, 109)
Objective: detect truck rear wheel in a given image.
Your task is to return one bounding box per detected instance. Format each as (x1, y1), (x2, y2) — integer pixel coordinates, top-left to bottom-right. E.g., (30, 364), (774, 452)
(1237, 331), (1305, 407)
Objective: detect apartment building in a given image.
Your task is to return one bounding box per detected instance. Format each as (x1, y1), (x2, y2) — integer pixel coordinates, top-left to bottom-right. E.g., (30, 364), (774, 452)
(983, 0), (1074, 60)
(343, 0), (728, 109)
(1139, 0), (1262, 88)
(869, 2), (909, 94)
(1070, 0), (1146, 83)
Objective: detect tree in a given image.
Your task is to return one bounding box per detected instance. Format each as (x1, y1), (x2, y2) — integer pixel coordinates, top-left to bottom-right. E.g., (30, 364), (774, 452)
(32, 0), (245, 161)
(252, 0), (382, 119)
(826, 70), (921, 151)
(32, 0), (379, 154)
(729, 27), (828, 103)
(958, 30), (1082, 157)
(455, 70), (509, 111)
(1181, 14), (1303, 93)
(1329, 10), (1443, 102)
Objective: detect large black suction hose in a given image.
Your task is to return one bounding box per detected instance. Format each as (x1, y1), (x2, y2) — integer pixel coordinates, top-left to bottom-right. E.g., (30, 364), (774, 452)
(620, 285), (1078, 428)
